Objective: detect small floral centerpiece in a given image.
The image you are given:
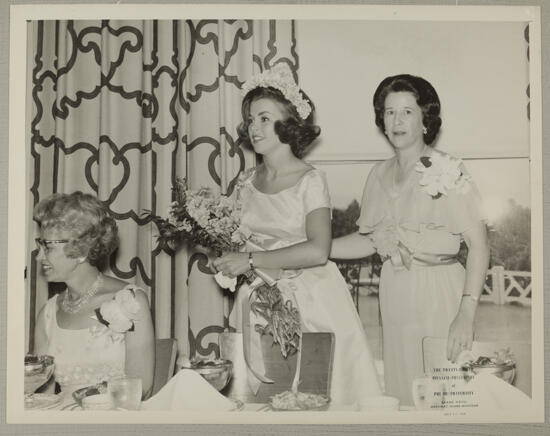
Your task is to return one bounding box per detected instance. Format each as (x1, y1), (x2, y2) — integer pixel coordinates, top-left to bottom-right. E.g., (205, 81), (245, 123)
(144, 177), (301, 358)
(460, 348), (517, 385)
(415, 154), (472, 199)
(91, 288), (139, 341)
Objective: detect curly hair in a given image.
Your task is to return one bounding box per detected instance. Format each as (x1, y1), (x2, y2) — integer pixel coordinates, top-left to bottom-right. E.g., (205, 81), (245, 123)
(373, 74), (442, 146)
(33, 191), (119, 268)
(237, 86), (321, 158)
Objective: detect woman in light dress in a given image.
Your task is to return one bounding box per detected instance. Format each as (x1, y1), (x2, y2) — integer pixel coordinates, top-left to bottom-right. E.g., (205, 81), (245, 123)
(331, 74), (490, 405)
(33, 191), (154, 399)
(213, 64), (382, 406)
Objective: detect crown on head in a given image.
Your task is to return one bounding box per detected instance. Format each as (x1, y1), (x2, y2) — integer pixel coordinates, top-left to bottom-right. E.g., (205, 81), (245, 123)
(241, 63), (312, 120)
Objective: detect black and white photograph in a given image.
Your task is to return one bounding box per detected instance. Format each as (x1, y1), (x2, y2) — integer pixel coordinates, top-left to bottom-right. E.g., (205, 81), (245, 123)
(6, 3), (544, 425)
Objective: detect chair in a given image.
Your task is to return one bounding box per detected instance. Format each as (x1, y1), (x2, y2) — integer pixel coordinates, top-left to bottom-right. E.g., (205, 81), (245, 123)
(151, 338), (178, 396)
(422, 336), (531, 397)
(219, 332), (334, 404)
(334, 258), (363, 313)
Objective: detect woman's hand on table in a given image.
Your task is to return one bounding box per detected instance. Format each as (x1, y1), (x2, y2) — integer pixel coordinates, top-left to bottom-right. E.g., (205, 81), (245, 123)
(446, 303), (476, 363)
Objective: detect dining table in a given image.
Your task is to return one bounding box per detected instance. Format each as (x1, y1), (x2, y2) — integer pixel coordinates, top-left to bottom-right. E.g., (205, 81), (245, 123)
(24, 369), (413, 413)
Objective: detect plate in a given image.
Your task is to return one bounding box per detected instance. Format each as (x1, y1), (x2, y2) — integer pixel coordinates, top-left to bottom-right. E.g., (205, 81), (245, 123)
(269, 392), (330, 411)
(269, 403), (330, 412)
(61, 402), (82, 411)
(24, 393), (63, 410)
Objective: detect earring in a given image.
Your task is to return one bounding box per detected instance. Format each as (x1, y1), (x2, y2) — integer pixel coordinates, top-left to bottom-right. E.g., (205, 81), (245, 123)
(423, 127), (428, 135)
(78, 257), (86, 264)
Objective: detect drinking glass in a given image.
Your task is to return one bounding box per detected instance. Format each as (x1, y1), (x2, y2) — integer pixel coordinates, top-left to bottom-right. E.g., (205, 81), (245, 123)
(411, 374), (447, 410)
(24, 355), (55, 395)
(108, 377), (142, 410)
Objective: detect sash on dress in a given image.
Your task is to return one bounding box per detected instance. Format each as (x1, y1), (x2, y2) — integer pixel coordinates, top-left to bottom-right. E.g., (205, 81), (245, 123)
(389, 240), (458, 270)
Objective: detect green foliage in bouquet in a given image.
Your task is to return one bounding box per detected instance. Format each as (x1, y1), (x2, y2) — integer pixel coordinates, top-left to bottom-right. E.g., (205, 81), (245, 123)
(247, 274), (301, 359)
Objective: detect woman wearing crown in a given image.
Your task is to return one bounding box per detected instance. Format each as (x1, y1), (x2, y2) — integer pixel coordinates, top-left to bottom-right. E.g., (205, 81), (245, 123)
(213, 64), (382, 406)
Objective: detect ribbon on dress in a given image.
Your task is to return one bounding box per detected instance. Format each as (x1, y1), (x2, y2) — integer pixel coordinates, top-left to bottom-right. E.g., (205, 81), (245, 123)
(390, 240), (458, 270)
(242, 283), (274, 395)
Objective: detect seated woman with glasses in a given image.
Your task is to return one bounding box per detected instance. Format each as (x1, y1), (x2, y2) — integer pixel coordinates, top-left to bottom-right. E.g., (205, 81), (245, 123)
(33, 191), (154, 400)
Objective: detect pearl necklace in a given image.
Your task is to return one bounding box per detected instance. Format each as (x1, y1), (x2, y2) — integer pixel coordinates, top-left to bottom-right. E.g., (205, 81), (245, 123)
(61, 273), (104, 314)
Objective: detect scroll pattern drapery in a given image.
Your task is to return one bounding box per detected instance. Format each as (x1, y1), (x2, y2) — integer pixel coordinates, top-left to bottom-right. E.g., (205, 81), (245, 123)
(27, 19), (299, 360)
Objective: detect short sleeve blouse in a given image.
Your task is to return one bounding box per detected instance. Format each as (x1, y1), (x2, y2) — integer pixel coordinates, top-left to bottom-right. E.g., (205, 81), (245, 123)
(356, 151), (487, 235)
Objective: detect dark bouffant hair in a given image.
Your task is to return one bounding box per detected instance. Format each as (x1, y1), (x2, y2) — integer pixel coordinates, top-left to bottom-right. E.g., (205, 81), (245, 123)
(33, 191), (119, 268)
(237, 86), (321, 158)
(373, 74), (442, 146)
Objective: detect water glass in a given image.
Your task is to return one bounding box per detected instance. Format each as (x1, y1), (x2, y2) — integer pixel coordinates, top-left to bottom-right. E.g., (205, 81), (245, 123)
(108, 377), (142, 410)
(411, 374), (447, 410)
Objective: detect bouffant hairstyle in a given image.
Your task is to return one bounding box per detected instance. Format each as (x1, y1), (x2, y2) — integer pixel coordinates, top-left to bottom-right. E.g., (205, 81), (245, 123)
(237, 86), (321, 158)
(373, 74), (442, 146)
(33, 191), (119, 268)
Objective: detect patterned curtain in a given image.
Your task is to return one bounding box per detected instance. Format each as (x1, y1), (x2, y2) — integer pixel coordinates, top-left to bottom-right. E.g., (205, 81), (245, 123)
(27, 19), (299, 361)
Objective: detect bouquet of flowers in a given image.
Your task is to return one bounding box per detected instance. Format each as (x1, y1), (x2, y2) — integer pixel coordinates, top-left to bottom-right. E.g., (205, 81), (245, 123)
(144, 177), (301, 358)
(146, 177), (249, 253)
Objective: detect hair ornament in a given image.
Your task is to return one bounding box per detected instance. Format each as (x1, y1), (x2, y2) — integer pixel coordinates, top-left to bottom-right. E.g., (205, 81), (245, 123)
(241, 63), (312, 120)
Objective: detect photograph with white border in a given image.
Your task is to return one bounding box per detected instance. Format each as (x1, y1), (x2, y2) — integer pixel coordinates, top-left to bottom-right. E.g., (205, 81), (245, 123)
(7, 3), (544, 425)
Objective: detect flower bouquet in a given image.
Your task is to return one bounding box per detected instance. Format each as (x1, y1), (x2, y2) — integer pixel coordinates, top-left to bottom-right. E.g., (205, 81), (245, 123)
(146, 178), (248, 253)
(144, 177), (301, 358)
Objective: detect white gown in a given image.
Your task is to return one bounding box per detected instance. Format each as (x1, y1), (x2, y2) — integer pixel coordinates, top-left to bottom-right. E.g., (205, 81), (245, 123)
(41, 287), (140, 394)
(230, 168), (382, 405)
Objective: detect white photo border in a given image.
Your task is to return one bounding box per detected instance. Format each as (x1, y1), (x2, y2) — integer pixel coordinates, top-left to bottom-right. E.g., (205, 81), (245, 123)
(7, 2), (544, 425)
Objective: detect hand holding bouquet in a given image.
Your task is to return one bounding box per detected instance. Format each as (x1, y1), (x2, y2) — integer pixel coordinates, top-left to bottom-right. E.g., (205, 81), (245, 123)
(144, 177), (301, 358)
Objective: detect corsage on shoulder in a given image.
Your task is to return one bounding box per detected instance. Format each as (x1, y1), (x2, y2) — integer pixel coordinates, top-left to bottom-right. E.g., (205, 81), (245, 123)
(93, 288), (140, 336)
(415, 153), (472, 199)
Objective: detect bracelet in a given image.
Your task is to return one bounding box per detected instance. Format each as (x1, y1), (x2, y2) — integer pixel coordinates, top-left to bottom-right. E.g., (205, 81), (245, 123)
(462, 293), (479, 302)
(248, 252), (255, 271)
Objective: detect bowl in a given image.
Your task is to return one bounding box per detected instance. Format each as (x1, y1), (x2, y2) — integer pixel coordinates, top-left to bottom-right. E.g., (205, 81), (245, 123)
(81, 393), (114, 411)
(24, 355), (55, 394)
(190, 359), (233, 391)
(468, 362), (516, 384)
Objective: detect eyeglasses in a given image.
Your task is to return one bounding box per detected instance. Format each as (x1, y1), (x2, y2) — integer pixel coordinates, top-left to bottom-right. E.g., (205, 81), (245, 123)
(35, 238), (71, 252)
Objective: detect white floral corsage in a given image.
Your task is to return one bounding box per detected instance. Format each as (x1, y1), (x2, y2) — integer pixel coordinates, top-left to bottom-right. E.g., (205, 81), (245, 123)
(370, 220), (400, 260)
(93, 288), (139, 336)
(415, 154), (472, 199)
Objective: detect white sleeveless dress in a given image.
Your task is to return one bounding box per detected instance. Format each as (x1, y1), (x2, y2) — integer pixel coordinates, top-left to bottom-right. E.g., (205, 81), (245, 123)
(42, 287), (139, 394)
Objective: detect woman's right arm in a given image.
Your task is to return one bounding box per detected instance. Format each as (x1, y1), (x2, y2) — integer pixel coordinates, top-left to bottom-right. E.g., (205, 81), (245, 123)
(330, 231), (376, 260)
